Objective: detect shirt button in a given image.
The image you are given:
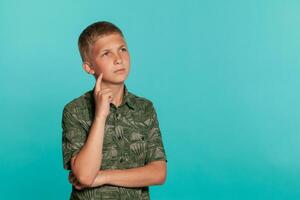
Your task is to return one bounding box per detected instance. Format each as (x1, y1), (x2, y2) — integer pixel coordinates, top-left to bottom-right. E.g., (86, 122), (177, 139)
(116, 113), (121, 120)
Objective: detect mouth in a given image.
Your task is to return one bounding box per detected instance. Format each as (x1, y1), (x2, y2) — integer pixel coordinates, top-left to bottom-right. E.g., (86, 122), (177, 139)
(114, 68), (126, 73)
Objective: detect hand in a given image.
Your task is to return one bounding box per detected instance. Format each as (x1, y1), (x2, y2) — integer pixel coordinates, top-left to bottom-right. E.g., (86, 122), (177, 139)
(68, 171), (88, 190)
(68, 170), (107, 189)
(94, 73), (113, 118)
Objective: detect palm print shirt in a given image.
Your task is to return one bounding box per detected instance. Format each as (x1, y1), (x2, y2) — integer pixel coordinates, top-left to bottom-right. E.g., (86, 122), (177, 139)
(61, 84), (167, 200)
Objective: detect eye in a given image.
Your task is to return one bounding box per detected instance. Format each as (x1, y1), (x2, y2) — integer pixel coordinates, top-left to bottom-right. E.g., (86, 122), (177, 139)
(102, 52), (109, 57)
(121, 48), (127, 52)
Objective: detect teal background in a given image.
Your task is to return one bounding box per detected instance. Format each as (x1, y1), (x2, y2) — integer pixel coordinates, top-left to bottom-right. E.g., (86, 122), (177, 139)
(1, 0), (299, 199)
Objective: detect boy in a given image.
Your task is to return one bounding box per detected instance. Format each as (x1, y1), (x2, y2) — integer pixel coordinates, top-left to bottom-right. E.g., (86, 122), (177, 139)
(61, 21), (168, 200)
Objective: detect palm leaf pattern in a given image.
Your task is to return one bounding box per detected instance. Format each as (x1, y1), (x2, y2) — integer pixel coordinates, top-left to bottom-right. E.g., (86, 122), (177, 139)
(61, 84), (167, 199)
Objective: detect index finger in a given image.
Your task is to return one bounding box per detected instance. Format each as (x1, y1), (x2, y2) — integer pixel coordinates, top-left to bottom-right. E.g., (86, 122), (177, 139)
(95, 72), (103, 92)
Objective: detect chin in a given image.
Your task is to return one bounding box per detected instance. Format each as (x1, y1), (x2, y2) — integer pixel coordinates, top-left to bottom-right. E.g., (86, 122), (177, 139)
(116, 73), (129, 79)
(109, 76), (128, 84)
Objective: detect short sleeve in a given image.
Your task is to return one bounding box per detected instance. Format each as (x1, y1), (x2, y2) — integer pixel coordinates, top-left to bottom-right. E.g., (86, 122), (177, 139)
(145, 103), (168, 164)
(61, 107), (87, 170)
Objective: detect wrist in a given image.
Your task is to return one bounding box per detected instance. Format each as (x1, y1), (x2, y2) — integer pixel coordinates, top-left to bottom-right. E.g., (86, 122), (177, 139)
(99, 170), (109, 185)
(94, 113), (107, 122)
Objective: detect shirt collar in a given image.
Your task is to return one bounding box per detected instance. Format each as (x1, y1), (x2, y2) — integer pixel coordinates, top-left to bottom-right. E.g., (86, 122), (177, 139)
(121, 84), (136, 110)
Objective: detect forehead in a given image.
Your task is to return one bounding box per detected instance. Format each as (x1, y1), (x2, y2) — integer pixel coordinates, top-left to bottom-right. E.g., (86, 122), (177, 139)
(92, 33), (127, 54)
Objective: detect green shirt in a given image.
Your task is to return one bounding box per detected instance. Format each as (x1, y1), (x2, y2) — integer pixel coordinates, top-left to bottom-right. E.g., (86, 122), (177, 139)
(61, 84), (167, 200)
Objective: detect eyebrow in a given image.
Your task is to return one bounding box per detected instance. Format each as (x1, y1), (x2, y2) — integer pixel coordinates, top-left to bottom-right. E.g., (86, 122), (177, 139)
(100, 44), (126, 53)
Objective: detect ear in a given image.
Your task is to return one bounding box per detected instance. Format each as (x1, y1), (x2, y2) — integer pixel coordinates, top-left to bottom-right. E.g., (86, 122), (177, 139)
(82, 62), (95, 75)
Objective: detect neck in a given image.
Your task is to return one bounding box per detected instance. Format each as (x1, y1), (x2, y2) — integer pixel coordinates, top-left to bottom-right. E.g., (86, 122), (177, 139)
(100, 82), (125, 107)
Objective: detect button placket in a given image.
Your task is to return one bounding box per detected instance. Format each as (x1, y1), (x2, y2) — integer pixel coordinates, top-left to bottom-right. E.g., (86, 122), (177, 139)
(115, 112), (121, 120)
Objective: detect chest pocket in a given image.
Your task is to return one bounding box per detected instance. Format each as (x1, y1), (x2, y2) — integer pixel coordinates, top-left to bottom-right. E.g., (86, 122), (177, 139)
(125, 127), (148, 167)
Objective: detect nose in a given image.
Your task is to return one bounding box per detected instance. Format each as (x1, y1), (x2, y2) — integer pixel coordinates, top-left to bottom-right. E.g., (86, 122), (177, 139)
(114, 52), (122, 65)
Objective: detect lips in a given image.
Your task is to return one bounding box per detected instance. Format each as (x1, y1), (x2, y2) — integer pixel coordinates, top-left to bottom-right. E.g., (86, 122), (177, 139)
(114, 68), (126, 73)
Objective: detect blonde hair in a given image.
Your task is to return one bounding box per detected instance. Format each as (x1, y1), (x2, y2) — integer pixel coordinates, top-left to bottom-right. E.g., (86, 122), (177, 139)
(78, 21), (124, 62)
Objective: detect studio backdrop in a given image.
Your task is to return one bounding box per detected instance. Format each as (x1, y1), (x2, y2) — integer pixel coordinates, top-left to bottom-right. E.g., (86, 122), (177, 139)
(0, 0), (299, 199)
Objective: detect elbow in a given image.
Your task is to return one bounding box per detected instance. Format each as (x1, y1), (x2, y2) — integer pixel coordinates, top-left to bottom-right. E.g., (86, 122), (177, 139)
(71, 157), (98, 187)
(149, 160), (167, 185)
(156, 171), (167, 185)
(154, 166), (167, 185)
(72, 168), (97, 187)
(76, 174), (96, 187)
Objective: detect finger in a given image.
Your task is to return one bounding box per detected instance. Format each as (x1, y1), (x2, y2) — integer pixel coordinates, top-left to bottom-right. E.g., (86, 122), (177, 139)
(95, 88), (111, 96)
(68, 172), (73, 183)
(101, 88), (112, 92)
(69, 172), (74, 179)
(75, 185), (80, 190)
(75, 184), (83, 190)
(102, 92), (114, 100)
(70, 174), (78, 185)
(72, 179), (81, 189)
(73, 179), (84, 190)
(98, 90), (113, 96)
(94, 72), (103, 92)
(69, 175), (75, 184)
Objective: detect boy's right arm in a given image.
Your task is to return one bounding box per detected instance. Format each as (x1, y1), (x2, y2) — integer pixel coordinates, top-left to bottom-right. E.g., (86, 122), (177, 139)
(68, 73), (113, 186)
(70, 115), (106, 187)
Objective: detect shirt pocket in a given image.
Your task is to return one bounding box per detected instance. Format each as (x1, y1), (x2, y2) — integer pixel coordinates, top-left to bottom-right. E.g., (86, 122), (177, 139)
(126, 127), (148, 167)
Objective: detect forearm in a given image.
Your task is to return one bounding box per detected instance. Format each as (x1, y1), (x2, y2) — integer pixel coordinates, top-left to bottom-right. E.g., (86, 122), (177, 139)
(72, 116), (106, 185)
(92, 161), (167, 188)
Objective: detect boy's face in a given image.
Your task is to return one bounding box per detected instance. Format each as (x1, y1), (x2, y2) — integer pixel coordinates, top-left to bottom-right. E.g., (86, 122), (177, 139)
(84, 33), (130, 85)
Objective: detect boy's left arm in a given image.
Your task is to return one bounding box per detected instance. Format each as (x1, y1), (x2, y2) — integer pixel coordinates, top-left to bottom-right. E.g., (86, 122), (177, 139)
(69, 160), (166, 189)
(92, 160), (167, 187)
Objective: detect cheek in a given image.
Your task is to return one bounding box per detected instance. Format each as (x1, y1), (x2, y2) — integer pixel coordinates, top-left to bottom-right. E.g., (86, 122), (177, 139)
(94, 58), (108, 69)
(124, 54), (130, 63)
